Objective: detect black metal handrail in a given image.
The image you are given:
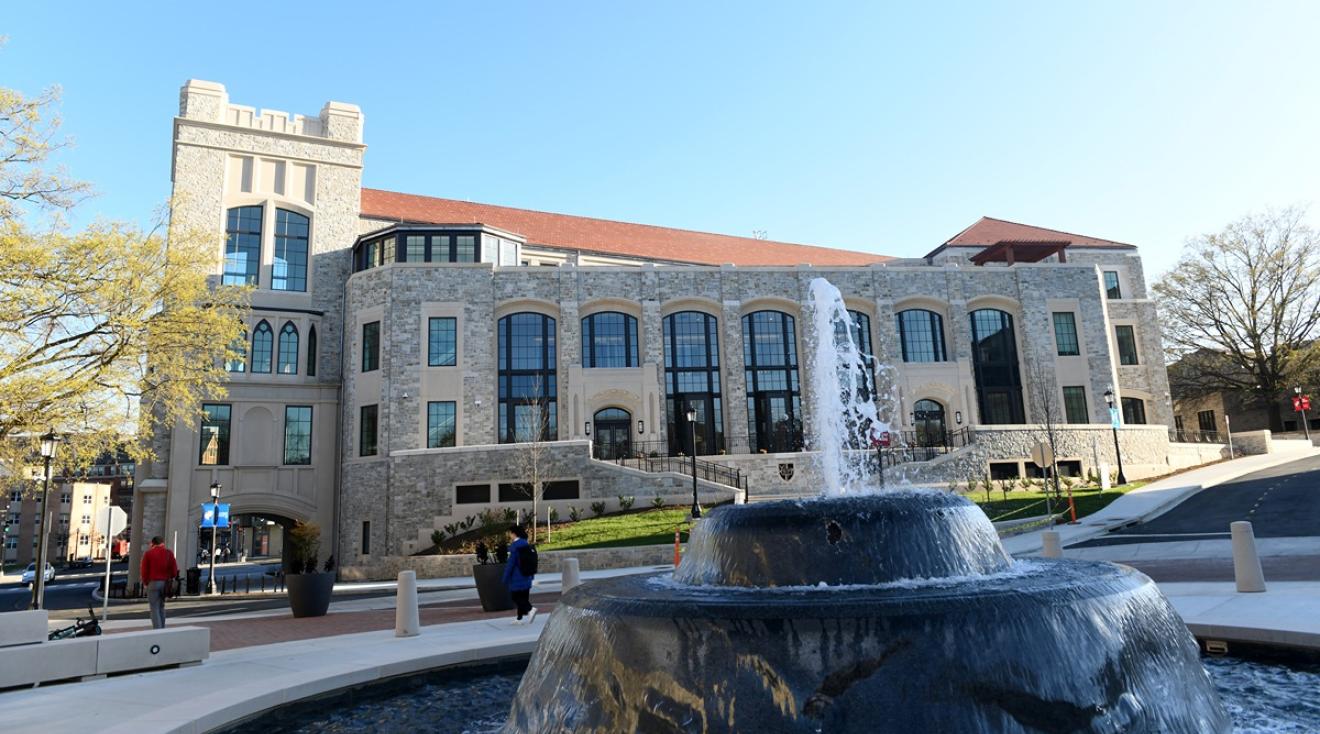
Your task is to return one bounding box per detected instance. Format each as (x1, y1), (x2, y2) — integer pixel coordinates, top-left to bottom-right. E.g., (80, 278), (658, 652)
(613, 453), (748, 491)
(1169, 429), (1223, 444)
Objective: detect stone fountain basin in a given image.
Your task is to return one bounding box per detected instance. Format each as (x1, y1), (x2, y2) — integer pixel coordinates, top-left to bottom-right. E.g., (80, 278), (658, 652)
(505, 561), (1230, 733)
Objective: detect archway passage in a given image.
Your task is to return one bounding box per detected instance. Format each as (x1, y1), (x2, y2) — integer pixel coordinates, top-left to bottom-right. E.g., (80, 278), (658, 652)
(913, 399), (947, 446)
(199, 512), (295, 566)
(593, 407), (632, 460)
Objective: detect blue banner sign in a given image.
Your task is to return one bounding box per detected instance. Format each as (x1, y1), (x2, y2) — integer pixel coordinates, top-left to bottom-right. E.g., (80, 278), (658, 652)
(1109, 407), (1121, 429)
(200, 502), (231, 528)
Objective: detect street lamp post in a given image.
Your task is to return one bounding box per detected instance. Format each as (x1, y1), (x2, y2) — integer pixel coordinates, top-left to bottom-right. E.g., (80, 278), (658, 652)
(1103, 388), (1128, 485)
(31, 430), (61, 610)
(207, 482), (221, 594)
(1295, 387), (1311, 442)
(686, 407), (701, 519)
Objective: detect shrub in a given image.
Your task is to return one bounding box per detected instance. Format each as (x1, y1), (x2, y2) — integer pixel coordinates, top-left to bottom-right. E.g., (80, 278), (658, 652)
(288, 521), (322, 574)
(590, 501), (607, 517)
(442, 523), (458, 538)
(549, 507), (559, 522)
(650, 496), (665, 509)
(323, 555), (335, 573)
(460, 516), (476, 530)
(619, 495), (636, 511)
(501, 507), (518, 523)
(431, 529), (444, 547)
(568, 506), (582, 522)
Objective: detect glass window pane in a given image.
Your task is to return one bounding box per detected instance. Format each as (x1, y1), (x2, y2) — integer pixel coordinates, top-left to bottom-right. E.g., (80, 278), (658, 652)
(223, 206), (262, 286)
(897, 310), (946, 362)
(427, 401), (456, 448)
(283, 406), (312, 464)
(456, 235), (476, 262)
(1062, 386), (1088, 423)
(362, 321), (380, 372)
(497, 313), (557, 443)
(1116, 326), (1139, 365)
(272, 209), (309, 291)
(277, 322), (299, 374)
(1104, 271), (1122, 299)
(1053, 312), (1080, 356)
(199, 404), (231, 465)
(359, 404), (378, 456)
(428, 317), (456, 366)
(404, 235), (426, 262)
(251, 321), (273, 373)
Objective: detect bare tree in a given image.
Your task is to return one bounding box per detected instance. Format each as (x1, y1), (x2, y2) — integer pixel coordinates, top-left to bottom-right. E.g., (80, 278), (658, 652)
(1023, 356), (1061, 518)
(1155, 208), (1320, 430)
(511, 377), (553, 543)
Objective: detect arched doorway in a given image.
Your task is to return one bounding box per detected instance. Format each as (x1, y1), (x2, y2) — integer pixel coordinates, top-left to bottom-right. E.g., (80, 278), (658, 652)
(199, 513), (295, 566)
(913, 399), (947, 446)
(593, 408), (632, 459)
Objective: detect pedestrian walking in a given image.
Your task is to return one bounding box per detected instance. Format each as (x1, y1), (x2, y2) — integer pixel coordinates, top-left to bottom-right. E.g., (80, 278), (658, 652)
(140, 535), (179, 629)
(502, 524), (538, 625)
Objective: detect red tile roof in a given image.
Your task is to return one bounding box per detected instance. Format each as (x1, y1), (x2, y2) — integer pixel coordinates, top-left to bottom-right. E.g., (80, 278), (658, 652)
(930, 216), (1135, 258)
(359, 188), (892, 267)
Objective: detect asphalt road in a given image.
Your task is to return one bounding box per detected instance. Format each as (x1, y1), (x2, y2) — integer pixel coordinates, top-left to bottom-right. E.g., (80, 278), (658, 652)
(0, 561), (281, 612)
(1075, 453), (1320, 547)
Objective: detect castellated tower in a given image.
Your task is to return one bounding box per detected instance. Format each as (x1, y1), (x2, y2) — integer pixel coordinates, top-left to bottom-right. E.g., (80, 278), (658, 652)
(130, 81), (364, 584)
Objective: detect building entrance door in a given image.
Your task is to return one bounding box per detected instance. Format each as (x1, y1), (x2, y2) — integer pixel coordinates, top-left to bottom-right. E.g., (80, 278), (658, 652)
(593, 408), (632, 460)
(752, 392), (802, 453)
(913, 399), (947, 446)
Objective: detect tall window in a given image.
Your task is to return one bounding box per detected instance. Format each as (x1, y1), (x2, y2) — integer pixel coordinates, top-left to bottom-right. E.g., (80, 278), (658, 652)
(455, 234), (477, 262)
(277, 322), (299, 374)
(404, 235), (426, 262)
(742, 311), (803, 453)
(1197, 410), (1217, 432)
(897, 309), (947, 362)
(1062, 386), (1089, 423)
(1053, 312), (1080, 356)
(663, 311), (724, 456)
(1115, 325), (1139, 365)
(1121, 397), (1147, 425)
(581, 312), (638, 368)
(970, 309), (1025, 424)
(497, 313), (558, 443)
(1103, 271), (1122, 299)
(283, 406), (312, 465)
(272, 209), (309, 291)
(199, 404), (231, 465)
(359, 405), (378, 456)
(362, 321), (380, 372)
(427, 401), (457, 448)
(226, 330), (247, 373)
(306, 326), (317, 377)
(428, 318), (457, 367)
(251, 321), (273, 373)
(223, 205), (262, 286)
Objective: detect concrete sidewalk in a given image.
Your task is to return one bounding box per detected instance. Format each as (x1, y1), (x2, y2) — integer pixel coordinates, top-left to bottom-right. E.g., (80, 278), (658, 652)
(1163, 580), (1320, 653)
(1003, 449), (1320, 557)
(1059, 535), (1320, 563)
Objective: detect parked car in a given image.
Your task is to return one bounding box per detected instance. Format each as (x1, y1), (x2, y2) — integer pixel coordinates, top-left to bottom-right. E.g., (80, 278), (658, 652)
(66, 557), (94, 570)
(21, 563), (55, 586)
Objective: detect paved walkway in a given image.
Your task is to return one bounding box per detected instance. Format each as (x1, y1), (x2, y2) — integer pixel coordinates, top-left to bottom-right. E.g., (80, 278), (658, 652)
(1003, 448), (1320, 557)
(1163, 580), (1320, 652)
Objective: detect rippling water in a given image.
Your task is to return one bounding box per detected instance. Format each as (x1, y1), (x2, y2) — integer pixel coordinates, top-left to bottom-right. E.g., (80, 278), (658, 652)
(232, 656), (1320, 733)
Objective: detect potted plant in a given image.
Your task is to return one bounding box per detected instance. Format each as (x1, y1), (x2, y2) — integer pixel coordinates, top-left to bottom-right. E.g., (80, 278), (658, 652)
(472, 539), (514, 612)
(285, 520), (335, 618)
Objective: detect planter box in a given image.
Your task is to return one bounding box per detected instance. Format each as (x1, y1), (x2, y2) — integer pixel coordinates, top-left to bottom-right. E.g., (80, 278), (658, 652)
(286, 572), (334, 618)
(472, 563), (513, 612)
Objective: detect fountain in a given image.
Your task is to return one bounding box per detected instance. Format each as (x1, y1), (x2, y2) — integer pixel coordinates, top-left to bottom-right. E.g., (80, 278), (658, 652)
(503, 278), (1230, 733)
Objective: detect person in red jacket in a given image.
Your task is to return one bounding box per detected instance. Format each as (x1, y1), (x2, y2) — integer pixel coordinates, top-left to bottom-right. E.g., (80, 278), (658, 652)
(140, 536), (179, 629)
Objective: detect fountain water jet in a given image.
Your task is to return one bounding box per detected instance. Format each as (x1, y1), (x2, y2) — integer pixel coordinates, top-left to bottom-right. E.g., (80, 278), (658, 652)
(503, 278), (1230, 733)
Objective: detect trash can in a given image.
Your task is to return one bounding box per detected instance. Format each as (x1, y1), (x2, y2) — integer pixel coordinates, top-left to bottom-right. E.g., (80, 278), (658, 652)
(186, 566), (201, 596)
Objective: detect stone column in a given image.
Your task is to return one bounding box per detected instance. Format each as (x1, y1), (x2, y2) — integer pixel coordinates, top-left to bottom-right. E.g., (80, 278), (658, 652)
(721, 298), (749, 454)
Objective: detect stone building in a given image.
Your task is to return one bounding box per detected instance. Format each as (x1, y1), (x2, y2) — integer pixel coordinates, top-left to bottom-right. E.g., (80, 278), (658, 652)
(134, 80), (1188, 578)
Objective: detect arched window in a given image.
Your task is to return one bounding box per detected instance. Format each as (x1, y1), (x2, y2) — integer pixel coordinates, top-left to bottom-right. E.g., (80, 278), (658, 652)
(663, 311), (724, 456)
(896, 309), (947, 362)
(306, 326), (317, 377)
(223, 206), (262, 286)
(273, 209), (309, 292)
(742, 311), (803, 453)
(592, 407), (632, 459)
(277, 322), (299, 374)
(581, 312), (638, 368)
(969, 309), (1024, 424)
(497, 312), (557, 443)
(251, 321), (273, 373)
(225, 330), (247, 373)
(913, 399), (947, 446)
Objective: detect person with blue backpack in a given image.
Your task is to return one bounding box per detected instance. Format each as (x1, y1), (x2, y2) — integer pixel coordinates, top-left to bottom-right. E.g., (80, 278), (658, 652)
(503, 524), (539, 625)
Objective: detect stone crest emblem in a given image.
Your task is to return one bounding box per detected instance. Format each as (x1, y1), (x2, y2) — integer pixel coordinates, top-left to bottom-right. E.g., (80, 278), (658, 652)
(778, 463), (795, 481)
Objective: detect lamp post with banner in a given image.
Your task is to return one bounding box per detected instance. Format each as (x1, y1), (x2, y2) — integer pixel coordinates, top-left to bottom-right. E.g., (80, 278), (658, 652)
(1103, 387), (1128, 485)
(1293, 388), (1311, 442)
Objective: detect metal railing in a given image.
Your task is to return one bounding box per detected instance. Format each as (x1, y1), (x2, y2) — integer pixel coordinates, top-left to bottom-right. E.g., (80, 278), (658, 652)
(614, 453), (748, 491)
(1169, 429), (1223, 444)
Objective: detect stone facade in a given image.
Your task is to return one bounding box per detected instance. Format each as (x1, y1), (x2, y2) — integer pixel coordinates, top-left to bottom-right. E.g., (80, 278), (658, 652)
(148, 80), (1194, 579)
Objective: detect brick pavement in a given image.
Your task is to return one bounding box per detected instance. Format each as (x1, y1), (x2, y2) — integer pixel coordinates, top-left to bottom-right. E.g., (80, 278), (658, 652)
(108, 591), (560, 651)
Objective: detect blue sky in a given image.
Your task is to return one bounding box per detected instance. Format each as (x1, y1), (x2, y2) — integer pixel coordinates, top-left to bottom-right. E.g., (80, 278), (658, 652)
(6, 2), (1319, 276)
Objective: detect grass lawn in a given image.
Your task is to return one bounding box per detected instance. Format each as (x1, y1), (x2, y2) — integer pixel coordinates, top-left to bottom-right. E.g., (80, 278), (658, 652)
(536, 507), (695, 551)
(969, 482), (1147, 523)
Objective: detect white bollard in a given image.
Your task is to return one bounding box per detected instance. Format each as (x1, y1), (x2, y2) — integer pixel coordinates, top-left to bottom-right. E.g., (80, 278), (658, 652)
(1098, 463), (1112, 491)
(1230, 521), (1266, 593)
(561, 558), (581, 592)
(1040, 531), (1062, 558)
(395, 570), (420, 637)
